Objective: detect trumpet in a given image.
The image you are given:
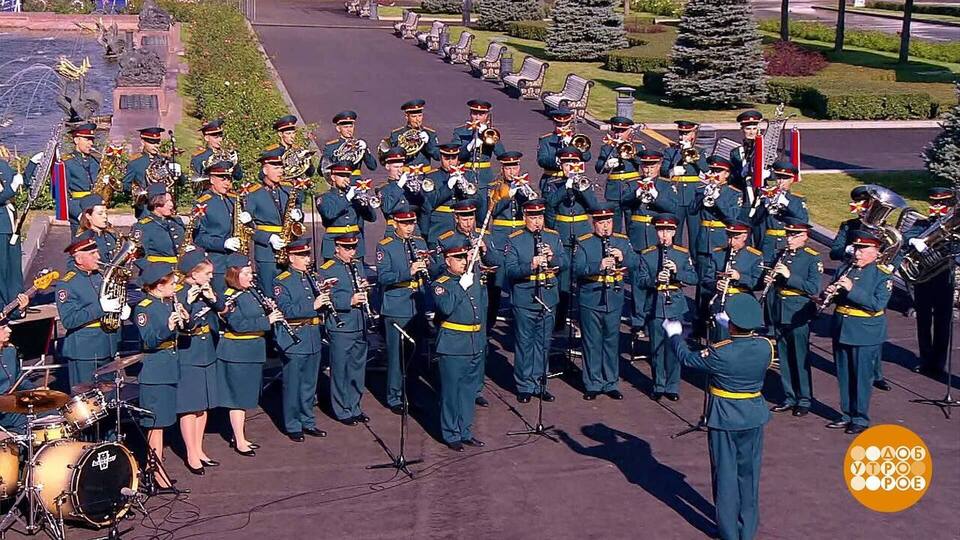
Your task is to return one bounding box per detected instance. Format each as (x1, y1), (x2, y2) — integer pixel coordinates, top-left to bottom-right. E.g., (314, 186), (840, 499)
(637, 178), (657, 204)
(702, 178), (721, 208)
(761, 186), (787, 216)
(571, 133), (592, 153)
(482, 126), (500, 146)
(402, 165), (428, 193)
(449, 168), (477, 196)
(508, 172), (537, 199)
(568, 173), (596, 192)
(353, 178), (381, 208)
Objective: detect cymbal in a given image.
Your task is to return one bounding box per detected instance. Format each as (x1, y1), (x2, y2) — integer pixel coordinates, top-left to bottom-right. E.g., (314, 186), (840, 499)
(0, 389), (70, 413)
(72, 376), (137, 394)
(93, 354), (143, 377)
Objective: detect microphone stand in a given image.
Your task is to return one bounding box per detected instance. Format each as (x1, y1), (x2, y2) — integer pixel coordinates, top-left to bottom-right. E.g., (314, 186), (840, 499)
(507, 295), (559, 443)
(367, 323), (423, 477)
(910, 254), (960, 418)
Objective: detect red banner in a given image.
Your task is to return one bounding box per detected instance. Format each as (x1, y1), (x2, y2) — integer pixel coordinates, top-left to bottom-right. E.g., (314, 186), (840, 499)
(752, 135), (764, 189)
(51, 160), (68, 221)
(789, 127), (801, 182)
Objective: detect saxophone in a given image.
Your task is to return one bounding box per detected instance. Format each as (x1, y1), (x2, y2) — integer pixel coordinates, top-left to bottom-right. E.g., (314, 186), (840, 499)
(173, 208), (200, 280)
(90, 143), (126, 207)
(232, 188), (253, 255)
(99, 238), (138, 332)
(275, 183), (306, 266)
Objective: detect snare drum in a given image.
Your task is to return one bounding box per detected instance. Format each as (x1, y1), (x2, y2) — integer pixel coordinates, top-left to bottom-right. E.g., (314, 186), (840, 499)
(0, 433), (20, 499)
(60, 389), (108, 431)
(30, 416), (72, 447)
(31, 440), (139, 526)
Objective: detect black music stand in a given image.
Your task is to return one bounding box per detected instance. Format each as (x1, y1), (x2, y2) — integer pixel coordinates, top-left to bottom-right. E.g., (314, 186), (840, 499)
(367, 324), (422, 477)
(508, 297), (559, 442)
(910, 255), (960, 418)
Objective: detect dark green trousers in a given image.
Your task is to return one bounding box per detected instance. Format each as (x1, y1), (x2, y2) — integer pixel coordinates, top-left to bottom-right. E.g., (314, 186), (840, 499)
(776, 323), (812, 407)
(709, 427), (763, 540)
(439, 351), (483, 444)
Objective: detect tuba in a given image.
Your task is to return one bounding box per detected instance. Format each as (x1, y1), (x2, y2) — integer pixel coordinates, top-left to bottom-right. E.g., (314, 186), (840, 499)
(899, 205), (960, 283)
(90, 143), (126, 207)
(860, 184), (908, 266)
(99, 238), (138, 332)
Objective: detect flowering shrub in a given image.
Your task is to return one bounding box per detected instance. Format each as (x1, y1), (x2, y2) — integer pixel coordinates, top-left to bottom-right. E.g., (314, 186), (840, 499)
(763, 41), (828, 76)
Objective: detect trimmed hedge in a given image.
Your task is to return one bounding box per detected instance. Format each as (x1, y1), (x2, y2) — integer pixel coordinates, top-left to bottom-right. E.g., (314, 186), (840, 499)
(507, 20), (549, 40)
(766, 80), (938, 119)
(757, 20), (960, 63)
(629, 0), (684, 17)
(605, 48), (668, 72)
(869, 1), (960, 17)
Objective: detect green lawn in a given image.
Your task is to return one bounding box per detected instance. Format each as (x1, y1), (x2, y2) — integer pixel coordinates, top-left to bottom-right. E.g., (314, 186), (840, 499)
(840, 6), (960, 25)
(794, 171), (935, 230)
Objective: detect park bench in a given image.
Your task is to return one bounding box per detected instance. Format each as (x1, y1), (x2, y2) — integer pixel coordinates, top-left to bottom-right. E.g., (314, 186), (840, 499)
(358, 0), (371, 17)
(344, 0), (360, 15)
(416, 21), (445, 52)
(442, 31), (474, 64)
(542, 74), (595, 120)
(468, 42), (507, 80)
(502, 56), (549, 100)
(393, 10), (420, 39)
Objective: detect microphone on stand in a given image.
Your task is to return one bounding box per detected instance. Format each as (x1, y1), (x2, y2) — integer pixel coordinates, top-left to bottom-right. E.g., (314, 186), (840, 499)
(393, 322), (416, 345)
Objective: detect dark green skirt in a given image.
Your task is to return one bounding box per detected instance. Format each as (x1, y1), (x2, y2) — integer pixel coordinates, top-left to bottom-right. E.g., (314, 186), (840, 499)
(217, 360), (263, 410)
(140, 383), (177, 428)
(176, 362), (218, 414)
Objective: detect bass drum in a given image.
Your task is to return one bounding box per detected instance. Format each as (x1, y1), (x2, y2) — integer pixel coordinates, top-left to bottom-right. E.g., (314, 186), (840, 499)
(0, 433), (19, 499)
(31, 441), (139, 527)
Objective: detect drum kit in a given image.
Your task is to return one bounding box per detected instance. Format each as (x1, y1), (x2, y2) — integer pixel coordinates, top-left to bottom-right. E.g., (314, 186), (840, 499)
(0, 354), (159, 539)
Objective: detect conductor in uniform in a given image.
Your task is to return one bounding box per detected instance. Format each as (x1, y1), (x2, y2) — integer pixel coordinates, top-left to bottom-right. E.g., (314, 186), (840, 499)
(664, 293), (772, 540)
(823, 230), (893, 435)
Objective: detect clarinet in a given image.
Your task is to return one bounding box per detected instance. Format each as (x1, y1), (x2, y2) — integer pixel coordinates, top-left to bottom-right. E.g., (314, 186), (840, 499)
(599, 236), (612, 304)
(305, 269), (344, 328)
(759, 249), (789, 302)
(249, 283), (302, 345)
(816, 266), (853, 314)
(347, 259), (380, 330)
(534, 231), (554, 290)
(404, 238), (429, 286)
(715, 248), (738, 310)
(658, 244), (673, 306)
(195, 288), (243, 322)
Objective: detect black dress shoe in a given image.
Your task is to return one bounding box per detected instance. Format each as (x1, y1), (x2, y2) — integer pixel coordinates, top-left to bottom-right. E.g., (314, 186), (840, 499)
(184, 461), (205, 476)
(540, 390), (555, 402)
(248, 442), (261, 450)
(826, 420), (849, 430)
(583, 391), (598, 401)
(462, 437), (485, 447)
(153, 486), (179, 495)
(357, 413), (370, 423)
(517, 393), (531, 403)
(605, 390), (624, 400)
(651, 391), (663, 401)
(390, 404), (404, 415)
(475, 396), (489, 407)
(845, 424), (867, 435)
(234, 446), (256, 457)
(792, 406), (809, 417)
(200, 458), (220, 467)
(303, 427), (327, 438)
(770, 403), (793, 413)
(287, 432), (305, 442)
(665, 393), (680, 401)
(340, 417), (360, 426)
(447, 441), (464, 452)
(873, 379), (892, 391)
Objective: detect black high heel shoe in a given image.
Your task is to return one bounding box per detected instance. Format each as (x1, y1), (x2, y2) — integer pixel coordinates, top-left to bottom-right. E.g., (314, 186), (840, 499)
(184, 461), (205, 476)
(200, 458), (220, 467)
(234, 446), (256, 457)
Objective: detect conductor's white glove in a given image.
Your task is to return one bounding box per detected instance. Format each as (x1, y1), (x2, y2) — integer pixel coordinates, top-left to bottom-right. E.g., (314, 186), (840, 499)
(908, 238), (928, 253)
(100, 297), (122, 313)
(224, 237), (242, 252)
(662, 319), (683, 338)
(269, 234), (287, 250)
(458, 273), (474, 290)
(238, 211), (253, 224)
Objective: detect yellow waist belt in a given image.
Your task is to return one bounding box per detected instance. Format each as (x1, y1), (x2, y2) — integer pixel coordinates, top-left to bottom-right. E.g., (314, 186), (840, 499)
(180, 324), (211, 336)
(726, 285), (745, 294)
(702, 220), (725, 228)
(435, 205), (453, 213)
(466, 162), (491, 169)
(388, 279), (423, 290)
(288, 317), (321, 326)
(492, 219), (524, 227)
(326, 224), (360, 234)
(656, 284), (680, 291)
(630, 215), (652, 223)
(608, 171), (640, 181)
(256, 224), (283, 233)
(440, 321), (481, 332)
(835, 305), (884, 318)
(584, 275), (624, 283)
(672, 175), (701, 183)
(709, 386), (761, 399)
(765, 229), (786, 237)
(224, 330), (266, 340)
(85, 321), (102, 328)
(778, 287), (807, 297)
(555, 214), (588, 223)
(70, 191), (91, 199)
(543, 170), (564, 177)
(147, 340), (176, 351)
(527, 272), (555, 282)
(146, 255), (178, 263)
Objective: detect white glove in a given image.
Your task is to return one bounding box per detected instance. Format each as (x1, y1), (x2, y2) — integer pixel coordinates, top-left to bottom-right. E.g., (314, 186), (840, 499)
(10, 173), (23, 192)
(289, 208), (304, 222)
(120, 304), (132, 321)
(564, 177), (574, 190)
(239, 211), (253, 224)
(397, 172), (409, 189)
(908, 238), (928, 253)
(30, 152), (44, 165)
(345, 186), (357, 201)
(647, 186), (659, 200)
(714, 311), (730, 329)
(775, 192), (789, 207)
(458, 272), (474, 290)
(662, 319), (683, 338)
(466, 138), (478, 151)
(100, 297), (122, 313)
(844, 245), (854, 256)
(508, 186), (518, 197)
(269, 234), (287, 250)
(447, 176), (458, 189)
(657, 269), (671, 283)
(680, 140), (692, 150)
(761, 168), (771, 181)
(418, 131), (429, 143)
(561, 135), (572, 145)
(477, 123), (488, 132)
(605, 157), (620, 169)
(357, 139), (368, 151)
(167, 162), (182, 176)
(224, 237), (242, 252)
(672, 165), (685, 176)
